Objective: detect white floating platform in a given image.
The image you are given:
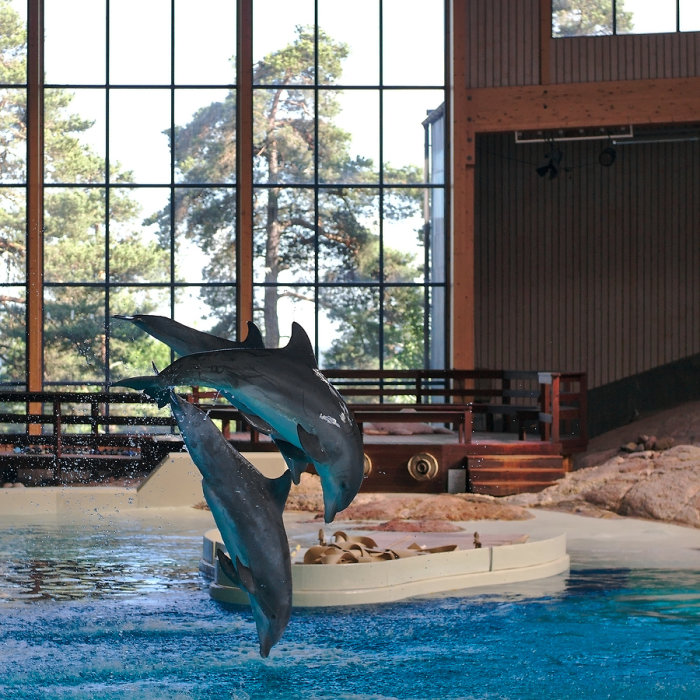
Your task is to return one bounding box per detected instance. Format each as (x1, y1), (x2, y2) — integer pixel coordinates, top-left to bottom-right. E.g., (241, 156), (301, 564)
(200, 528), (569, 607)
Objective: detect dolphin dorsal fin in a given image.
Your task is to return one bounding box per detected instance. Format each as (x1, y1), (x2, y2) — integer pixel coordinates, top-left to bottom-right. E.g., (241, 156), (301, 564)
(243, 321), (265, 349)
(265, 470), (292, 514)
(283, 322), (318, 369)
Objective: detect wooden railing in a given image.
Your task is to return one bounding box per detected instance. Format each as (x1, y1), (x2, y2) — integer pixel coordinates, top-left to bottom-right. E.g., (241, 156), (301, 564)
(0, 369), (587, 481)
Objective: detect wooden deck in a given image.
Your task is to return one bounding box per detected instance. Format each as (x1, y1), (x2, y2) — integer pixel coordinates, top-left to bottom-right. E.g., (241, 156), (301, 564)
(0, 369), (587, 495)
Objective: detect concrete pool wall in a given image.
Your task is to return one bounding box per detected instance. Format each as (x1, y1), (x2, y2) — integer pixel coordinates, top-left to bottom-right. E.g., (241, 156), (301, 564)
(0, 451), (288, 515)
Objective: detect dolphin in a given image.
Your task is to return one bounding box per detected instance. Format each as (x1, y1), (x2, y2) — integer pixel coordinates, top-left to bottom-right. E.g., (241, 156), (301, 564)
(113, 322), (364, 522)
(112, 314), (265, 354)
(113, 314), (309, 481)
(168, 390), (292, 658)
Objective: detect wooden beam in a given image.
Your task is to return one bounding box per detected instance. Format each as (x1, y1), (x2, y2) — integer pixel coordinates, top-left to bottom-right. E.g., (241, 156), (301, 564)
(466, 77), (700, 133)
(26, 0), (44, 417)
(450, 0), (475, 370)
(236, 0), (254, 341)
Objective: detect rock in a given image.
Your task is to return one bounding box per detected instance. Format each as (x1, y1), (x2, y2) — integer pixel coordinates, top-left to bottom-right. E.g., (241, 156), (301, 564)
(505, 444), (700, 528)
(333, 493), (532, 522)
(655, 436), (675, 451)
(285, 472), (324, 513)
(371, 518), (464, 532)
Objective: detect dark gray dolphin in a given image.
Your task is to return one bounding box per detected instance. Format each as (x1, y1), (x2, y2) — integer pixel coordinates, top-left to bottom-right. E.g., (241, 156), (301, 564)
(113, 314), (309, 481)
(113, 322), (363, 522)
(112, 314), (264, 354)
(168, 390), (292, 658)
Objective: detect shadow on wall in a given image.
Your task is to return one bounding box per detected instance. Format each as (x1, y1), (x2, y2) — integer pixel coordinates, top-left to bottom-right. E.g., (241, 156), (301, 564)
(587, 353), (700, 437)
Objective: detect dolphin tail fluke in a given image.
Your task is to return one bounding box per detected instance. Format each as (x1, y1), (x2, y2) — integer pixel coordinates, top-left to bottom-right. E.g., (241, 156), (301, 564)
(111, 375), (169, 408)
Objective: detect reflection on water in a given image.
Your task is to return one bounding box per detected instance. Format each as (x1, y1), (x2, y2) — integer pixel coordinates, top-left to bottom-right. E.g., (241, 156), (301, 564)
(0, 516), (208, 603)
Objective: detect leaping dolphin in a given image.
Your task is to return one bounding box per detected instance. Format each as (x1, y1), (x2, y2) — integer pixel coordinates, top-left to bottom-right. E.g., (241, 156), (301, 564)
(113, 314), (310, 482)
(113, 314), (264, 354)
(168, 390), (292, 658)
(113, 322), (364, 522)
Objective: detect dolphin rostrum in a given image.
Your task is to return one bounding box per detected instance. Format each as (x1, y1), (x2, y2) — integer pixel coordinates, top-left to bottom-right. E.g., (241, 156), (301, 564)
(168, 390), (292, 658)
(113, 322), (364, 522)
(112, 314), (264, 355)
(113, 314), (309, 482)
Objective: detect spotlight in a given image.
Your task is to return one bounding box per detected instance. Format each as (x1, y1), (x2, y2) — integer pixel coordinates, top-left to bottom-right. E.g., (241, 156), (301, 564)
(599, 146), (616, 167)
(536, 145), (563, 179)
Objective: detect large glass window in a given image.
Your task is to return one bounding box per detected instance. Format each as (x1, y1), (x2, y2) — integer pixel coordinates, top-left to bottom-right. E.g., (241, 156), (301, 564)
(0, 0), (446, 389)
(250, 0), (446, 368)
(553, 0), (700, 37)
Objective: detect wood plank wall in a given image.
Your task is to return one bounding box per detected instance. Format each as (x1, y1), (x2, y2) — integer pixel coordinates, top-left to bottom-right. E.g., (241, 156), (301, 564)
(462, 0), (700, 87)
(474, 132), (700, 389)
(552, 34), (700, 83)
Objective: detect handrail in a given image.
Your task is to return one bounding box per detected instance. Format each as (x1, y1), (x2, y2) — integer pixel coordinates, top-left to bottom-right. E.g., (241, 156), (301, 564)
(0, 369), (588, 457)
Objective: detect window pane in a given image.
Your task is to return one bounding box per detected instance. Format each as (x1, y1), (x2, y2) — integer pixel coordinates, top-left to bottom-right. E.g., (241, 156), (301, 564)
(680, 0), (700, 31)
(383, 90), (439, 184)
(109, 187), (170, 283)
(318, 286), (380, 368)
(45, 88), (106, 184)
(174, 187), (237, 284)
(43, 286), (106, 383)
(253, 284), (315, 348)
(383, 188), (425, 282)
(1, 0), (26, 85)
(428, 284), (446, 369)
(319, 90), (379, 184)
(253, 187), (315, 284)
(109, 89), (171, 184)
(0, 88), (26, 184)
(382, 0), (444, 85)
(253, 0), (315, 84)
(175, 0), (236, 85)
(44, 187), (106, 283)
(0, 187), (26, 283)
(318, 0), (379, 85)
(109, 0), (171, 85)
(0, 285), (25, 383)
(176, 285), (236, 338)
(45, 0), (105, 84)
(253, 89), (315, 184)
(384, 286), (426, 367)
(553, 0), (613, 36)
(175, 89), (235, 184)
(620, 0), (676, 34)
(318, 188), (379, 282)
(110, 286), (173, 379)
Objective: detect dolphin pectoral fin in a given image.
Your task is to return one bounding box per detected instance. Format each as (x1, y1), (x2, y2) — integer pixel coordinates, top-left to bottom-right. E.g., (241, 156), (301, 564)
(240, 411), (274, 435)
(274, 439), (310, 485)
(216, 549), (241, 586)
(297, 424), (326, 462)
(233, 556), (257, 597)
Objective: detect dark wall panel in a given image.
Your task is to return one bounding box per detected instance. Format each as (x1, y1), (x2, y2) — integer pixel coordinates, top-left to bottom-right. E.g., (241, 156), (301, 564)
(474, 133), (700, 390)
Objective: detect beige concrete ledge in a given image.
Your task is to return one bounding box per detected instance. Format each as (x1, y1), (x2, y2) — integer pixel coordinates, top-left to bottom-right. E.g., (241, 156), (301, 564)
(202, 528), (570, 607)
(0, 451), (289, 516)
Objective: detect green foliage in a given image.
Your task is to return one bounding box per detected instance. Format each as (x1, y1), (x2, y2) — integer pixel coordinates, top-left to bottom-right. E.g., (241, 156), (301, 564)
(162, 24), (425, 363)
(0, 0), (169, 386)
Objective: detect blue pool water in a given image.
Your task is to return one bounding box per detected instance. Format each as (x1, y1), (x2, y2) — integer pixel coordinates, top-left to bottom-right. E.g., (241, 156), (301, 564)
(1, 516), (698, 700)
